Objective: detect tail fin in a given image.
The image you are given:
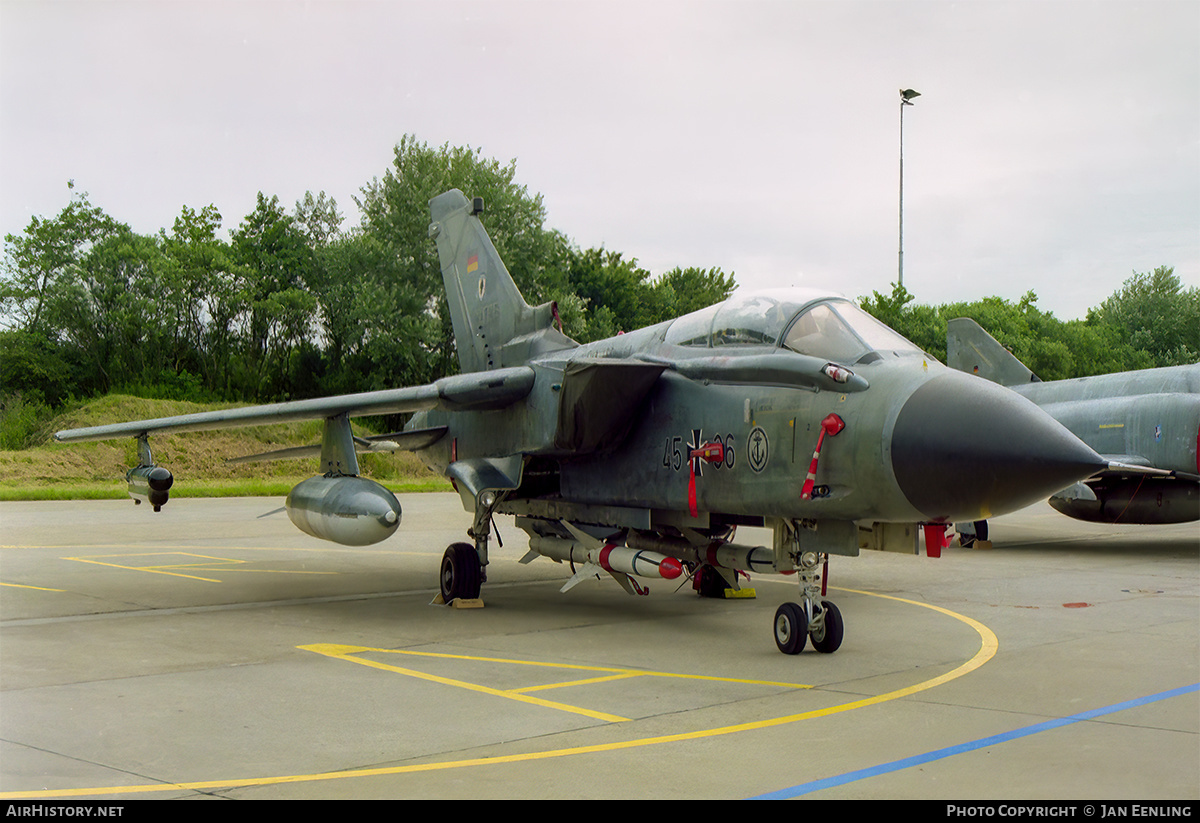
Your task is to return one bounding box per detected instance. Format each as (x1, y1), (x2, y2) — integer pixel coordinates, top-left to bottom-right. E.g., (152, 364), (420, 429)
(946, 317), (1041, 386)
(428, 189), (573, 373)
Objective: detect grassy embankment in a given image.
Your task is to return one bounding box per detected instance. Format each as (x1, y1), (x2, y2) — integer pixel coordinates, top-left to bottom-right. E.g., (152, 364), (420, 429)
(0, 394), (451, 501)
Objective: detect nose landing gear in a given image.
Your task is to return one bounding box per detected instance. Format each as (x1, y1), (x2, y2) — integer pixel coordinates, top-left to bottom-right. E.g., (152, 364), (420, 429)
(773, 550), (843, 655)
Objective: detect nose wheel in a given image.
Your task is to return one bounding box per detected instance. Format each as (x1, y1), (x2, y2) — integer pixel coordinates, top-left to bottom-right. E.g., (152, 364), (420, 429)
(773, 602), (808, 654)
(773, 600), (843, 655)
(808, 600), (843, 653)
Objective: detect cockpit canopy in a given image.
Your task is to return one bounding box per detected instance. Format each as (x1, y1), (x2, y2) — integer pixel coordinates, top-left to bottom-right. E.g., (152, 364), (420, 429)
(663, 289), (920, 364)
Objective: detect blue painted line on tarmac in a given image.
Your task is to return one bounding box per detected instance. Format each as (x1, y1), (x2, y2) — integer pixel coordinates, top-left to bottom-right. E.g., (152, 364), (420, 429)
(749, 682), (1199, 799)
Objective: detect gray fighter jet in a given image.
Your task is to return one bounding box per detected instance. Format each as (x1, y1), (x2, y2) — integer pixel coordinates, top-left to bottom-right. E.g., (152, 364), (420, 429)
(55, 190), (1109, 654)
(947, 317), (1199, 531)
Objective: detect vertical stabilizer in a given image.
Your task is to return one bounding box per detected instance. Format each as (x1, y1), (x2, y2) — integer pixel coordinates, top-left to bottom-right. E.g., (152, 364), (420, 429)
(428, 189), (572, 373)
(946, 317), (1041, 386)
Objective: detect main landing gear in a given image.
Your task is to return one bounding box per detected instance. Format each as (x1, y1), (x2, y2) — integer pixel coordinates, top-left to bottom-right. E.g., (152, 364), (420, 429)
(439, 488), (505, 604)
(440, 542), (482, 602)
(773, 549), (843, 655)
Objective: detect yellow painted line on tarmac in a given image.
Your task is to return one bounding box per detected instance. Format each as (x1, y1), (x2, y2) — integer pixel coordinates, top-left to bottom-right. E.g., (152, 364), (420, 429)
(300, 643), (631, 723)
(63, 555), (224, 583)
(512, 673), (645, 693)
(0, 587), (999, 799)
(296, 644), (812, 716)
(308, 645), (814, 690)
(0, 581), (66, 592)
(62, 552), (338, 582)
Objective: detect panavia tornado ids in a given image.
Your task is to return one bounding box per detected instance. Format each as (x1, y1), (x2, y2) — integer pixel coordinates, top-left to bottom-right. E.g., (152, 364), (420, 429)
(55, 189), (1110, 654)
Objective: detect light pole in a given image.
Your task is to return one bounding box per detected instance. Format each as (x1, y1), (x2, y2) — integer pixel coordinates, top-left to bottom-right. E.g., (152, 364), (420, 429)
(898, 88), (920, 290)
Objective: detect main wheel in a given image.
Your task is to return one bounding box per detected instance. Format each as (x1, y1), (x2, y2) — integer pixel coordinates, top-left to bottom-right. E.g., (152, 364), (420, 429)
(696, 565), (731, 599)
(440, 542), (482, 602)
(773, 602), (808, 655)
(809, 600), (844, 654)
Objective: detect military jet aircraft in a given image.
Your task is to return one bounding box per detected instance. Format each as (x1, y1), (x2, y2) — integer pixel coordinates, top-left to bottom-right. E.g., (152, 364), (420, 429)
(947, 317), (1199, 532)
(55, 190), (1110, 654)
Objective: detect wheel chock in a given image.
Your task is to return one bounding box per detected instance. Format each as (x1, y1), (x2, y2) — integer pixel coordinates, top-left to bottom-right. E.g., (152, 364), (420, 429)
(431, 593), (485, 608)
(724, 587), (756, 599)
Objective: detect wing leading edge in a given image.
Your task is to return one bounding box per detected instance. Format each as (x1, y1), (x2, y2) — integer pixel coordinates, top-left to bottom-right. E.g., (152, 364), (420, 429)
(53, 366), (535, 443)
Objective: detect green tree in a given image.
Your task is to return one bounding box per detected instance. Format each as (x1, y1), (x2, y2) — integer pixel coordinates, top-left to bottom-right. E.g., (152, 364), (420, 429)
(859, 281), (943, 358)
(159, 204), (240, 395)
(1, 190), (125, 337)
(59, 229), (179, 394)
(1091, 266), (1199, 367)
(0, 329), (73, 406)
(355, 136), (571, 379)
(1, 141), (744, 409)
(564, 250), (738, 342)
(308, 231), (440, 394)
(858, 280), (915, 330)
(567, 247), (652, 335)
(294, 190), (344, 248)
(659, 266), (737, 315)
(229, 193), (317, 399)
(860, 274), (1191, 380)
(1057, 318), (1143, 377)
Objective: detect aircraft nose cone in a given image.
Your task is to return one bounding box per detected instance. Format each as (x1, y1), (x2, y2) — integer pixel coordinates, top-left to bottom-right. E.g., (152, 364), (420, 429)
(891, 373), (1106, 522)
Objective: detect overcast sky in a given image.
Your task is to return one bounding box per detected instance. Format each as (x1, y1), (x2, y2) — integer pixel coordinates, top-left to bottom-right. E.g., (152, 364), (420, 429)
(2, 0), (1196, 321)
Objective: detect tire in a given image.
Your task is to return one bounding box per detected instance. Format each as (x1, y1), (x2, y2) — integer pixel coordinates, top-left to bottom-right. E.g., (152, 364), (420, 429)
(810, 600), (844, 654)
(697, 565), (730, 599)
(440, 542), (482, 602)
(773, 602), (808, 655)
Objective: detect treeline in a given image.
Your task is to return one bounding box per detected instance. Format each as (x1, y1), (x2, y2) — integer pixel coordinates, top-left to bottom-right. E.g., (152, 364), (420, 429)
(859, 268), (1199, 381)
(0, 137), (735, 444)
(1, 136), (1195, 450)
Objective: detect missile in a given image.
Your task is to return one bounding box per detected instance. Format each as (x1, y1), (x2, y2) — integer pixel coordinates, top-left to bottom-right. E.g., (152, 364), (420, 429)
(527, 535), (684, 581)
(698, 541), (777, 574)
(627, 531), (778, 574)
(285, 475), (402, 546)
(126, 465), (173, 512)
